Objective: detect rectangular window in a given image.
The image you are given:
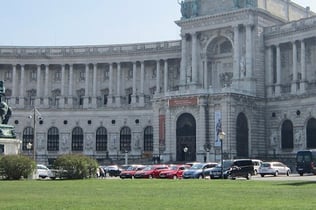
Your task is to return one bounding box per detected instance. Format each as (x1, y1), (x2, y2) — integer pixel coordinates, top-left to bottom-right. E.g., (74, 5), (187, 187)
(4, 71), (12, 81)
(55, 70), (61, 81)
(31, 70), (37, 81)
(79, 71), (85, 81)
(104, 70), (109, 80)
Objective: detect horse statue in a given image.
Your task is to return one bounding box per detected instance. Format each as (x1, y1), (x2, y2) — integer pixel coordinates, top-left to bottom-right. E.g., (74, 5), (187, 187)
(0, 81), (15, 138)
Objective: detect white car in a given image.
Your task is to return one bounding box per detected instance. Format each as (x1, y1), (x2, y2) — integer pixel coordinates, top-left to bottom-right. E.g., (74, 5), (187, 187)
(258, 162), (291, 177)
(252, 159), (262, 175)
(36, 164), (54, 179)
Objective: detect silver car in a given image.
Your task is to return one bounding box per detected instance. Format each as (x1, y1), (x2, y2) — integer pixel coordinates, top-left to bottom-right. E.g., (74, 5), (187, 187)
(258, 162), (291, 177)
(36, 164), (54, 179)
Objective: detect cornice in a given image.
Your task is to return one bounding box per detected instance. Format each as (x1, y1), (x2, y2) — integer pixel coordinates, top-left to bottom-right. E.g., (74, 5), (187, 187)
(0, 40), (181, 60)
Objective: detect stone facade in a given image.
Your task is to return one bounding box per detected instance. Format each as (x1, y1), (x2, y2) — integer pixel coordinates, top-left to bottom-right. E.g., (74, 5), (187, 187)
(0, 0), (315, 164)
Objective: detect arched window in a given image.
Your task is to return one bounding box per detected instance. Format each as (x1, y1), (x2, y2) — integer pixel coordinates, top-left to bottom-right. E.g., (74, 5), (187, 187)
(22, 127), (33, 151)
(120, 127), (131, 152)
(144, 126), (153, 152)
(47, 127), (59, 151)
(96, 127), (107, 151)
(72, 127), (83, 151)
(281, 120), (294, 149)
(307, 118), (316, 148)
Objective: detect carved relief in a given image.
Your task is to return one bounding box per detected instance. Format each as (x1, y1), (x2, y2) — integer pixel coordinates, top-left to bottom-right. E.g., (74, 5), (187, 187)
(294, 130), (303, 146)
(270, 131), (278, 147)
(61, 133), (70, 151)
(85, 133), (94, 151)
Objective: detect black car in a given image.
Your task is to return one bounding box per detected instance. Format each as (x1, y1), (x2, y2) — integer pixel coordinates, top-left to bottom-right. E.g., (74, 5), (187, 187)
(209, 160), (234, 179)
(226, 159), (254, 180)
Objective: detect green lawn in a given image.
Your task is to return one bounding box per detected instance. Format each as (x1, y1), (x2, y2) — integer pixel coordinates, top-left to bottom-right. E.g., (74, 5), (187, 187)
(1, 179), (316, 210)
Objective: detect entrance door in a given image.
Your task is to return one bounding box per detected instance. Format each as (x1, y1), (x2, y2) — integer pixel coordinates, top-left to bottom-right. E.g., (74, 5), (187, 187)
(176, 113), (196, 161)
(236, 113), (249, 158)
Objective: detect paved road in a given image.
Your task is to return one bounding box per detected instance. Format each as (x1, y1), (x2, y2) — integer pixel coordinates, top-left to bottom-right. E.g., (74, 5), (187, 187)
(252, 173), (316, 181)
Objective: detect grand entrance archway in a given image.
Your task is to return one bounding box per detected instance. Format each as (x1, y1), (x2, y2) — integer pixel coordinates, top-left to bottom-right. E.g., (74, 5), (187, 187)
(176, 113), (196, 161)
(236, 113), (249, 158)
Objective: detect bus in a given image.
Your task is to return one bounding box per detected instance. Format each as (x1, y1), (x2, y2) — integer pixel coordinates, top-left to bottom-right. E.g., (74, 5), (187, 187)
(296, 150), (316, 176)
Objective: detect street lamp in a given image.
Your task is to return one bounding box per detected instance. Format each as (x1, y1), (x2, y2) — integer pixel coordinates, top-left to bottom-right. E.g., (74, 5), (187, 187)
(26, 142), (32, 157)
(183, 146), (188, 161)
(219, 131), (226, 178)
(28, 107), (42, 162)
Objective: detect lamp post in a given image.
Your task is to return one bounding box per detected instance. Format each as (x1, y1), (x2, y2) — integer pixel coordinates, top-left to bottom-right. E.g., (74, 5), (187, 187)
(26, 142), (32, 157)
(28, 107), (42, 162)
(183, 146), (188, 161)
(219, 131), (226, 178)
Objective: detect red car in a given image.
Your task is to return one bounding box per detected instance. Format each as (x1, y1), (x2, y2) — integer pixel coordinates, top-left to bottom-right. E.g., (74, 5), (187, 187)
(159, 164), (191, 179)
(134, 164), (169, 179)
(119, 165), (146, 179)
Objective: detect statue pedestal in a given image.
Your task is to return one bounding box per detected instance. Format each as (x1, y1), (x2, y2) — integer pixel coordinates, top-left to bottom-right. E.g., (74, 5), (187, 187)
(0, 138), (21, 155)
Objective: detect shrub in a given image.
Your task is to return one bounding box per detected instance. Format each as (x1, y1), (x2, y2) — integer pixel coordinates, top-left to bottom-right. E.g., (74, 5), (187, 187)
(53, 154), (98, 179)
(0, 155), (35, 180)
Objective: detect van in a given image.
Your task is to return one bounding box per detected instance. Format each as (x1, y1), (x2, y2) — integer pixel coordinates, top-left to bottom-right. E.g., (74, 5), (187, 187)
(296, 150), (316, 176)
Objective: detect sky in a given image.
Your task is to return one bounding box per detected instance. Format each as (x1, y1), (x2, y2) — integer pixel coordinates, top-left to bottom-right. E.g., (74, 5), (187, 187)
(0, 0), (315, 46)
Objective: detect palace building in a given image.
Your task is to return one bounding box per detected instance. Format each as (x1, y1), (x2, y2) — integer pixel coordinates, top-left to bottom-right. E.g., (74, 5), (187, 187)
(1, 0), (316, 164)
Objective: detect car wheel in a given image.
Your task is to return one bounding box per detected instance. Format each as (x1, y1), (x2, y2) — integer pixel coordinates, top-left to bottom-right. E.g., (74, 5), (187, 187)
(299, 173), (303, 176)
(260, 174), (264, 177)
(246, 173), (251, 180)
(254, 170), (257, 175)
(274, 171), (278, 176)
(286, 170), (290, 176)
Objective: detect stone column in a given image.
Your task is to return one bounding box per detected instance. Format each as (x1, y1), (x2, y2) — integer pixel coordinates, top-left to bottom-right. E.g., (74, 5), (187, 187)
(17, 65), (25, 107)
(108, 63), (113, 105)
(180, 34), (187, 87)
(266, 46), (273, 97)
(58, 64), (65, 108)
(116, 63), (121, 106)
(91, 63), (97, 107)
(139, 61), (145, 106)
(156, 60), (160, 94)
(12, 65), (17, 102)
(245, 24), (253, 78)
(191, 32), (198, 85)
(34, 65), (42, 106)
(275, 45), (281, 96)
(291, 41), (297, 93)
(43, 65), (49, 107)
(83, 64), (90, 108)
(202, 54), (208, 89)
(68, 64), (74, 107)
(300, 40), (306, 92)
(131, 62), (137, 104)
(233, 25), (240, 80)
(164, 59), (168, 94)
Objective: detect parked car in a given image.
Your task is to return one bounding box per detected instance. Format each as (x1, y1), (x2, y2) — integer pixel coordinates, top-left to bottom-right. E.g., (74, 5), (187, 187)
(296, 150), (316, 176)
(134, 165), (169, 179)
(37, 164), (54, 179)
(258, 162), (291, 177)
(182, 162), (217, 179)
(103, 165), (123, 177)
(252, 159), (262, 175)
(225, 159), (254, 180)
(209, 160), (234, 179)
(119, 165), (146, 179)
(159, 164), (191, 179)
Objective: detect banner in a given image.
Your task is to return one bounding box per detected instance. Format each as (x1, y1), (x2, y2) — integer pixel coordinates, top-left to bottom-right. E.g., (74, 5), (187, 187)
(214, 111), (222, 147)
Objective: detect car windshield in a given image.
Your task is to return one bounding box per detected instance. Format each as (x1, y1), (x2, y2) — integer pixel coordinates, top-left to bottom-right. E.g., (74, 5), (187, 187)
(261, 163), (271, 167)
(143, 166), (153, 171)
(169, 165), (178, 170)
(190, 164), (204, 169)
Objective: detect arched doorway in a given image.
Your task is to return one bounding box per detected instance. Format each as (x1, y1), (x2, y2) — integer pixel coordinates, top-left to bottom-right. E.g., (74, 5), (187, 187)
(307, 118), (316, 148)
(176, 113), (196, 161)
(236, 113), (249, 158)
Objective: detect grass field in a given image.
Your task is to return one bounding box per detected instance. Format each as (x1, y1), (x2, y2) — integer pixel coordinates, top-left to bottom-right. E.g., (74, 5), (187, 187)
(1, 179), (316, 210)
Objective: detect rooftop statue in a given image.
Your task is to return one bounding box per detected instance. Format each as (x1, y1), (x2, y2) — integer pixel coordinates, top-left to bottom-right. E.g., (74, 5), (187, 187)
(0, 81), (15, 138)
(178, 0), (199, 19)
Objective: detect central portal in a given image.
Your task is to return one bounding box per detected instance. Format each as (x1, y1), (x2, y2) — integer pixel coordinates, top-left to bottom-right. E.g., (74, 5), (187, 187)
(176, 113), (196, 162)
